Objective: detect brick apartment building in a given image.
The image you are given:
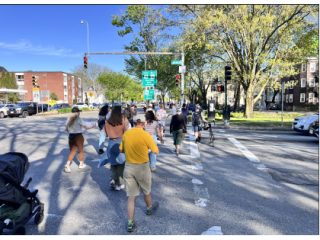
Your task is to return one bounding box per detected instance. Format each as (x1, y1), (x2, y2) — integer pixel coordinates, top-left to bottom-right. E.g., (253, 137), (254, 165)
(281, 57), (319, 111)
(0, 71), (83, 104)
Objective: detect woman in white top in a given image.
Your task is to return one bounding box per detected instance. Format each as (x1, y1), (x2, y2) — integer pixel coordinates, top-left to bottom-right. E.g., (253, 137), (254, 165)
(144, 111), (161, 171)
(156, 103), (167, 146)
(64, 107), (96, 173)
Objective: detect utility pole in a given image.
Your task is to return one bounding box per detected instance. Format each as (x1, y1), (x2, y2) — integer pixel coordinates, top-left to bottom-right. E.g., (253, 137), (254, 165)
(180, 51), (185, 108)
(282, 82), (285, 126)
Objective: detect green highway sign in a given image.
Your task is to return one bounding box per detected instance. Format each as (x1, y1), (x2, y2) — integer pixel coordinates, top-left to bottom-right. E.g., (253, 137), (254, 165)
(144, 89), (154, 100)
(171, 60), (182, 65)
(142, 70), (157, 87)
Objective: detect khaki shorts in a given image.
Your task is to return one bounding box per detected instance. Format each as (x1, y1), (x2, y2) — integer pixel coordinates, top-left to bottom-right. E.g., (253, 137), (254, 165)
(124, 162), (151, 197)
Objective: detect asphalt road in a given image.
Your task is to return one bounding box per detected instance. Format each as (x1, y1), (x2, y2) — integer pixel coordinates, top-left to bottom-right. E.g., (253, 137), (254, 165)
(0, 109), (318, 235)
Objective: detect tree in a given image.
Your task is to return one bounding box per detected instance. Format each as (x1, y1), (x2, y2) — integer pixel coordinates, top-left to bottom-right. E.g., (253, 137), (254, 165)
(0, 70), (19, 103)
(85, 93), (89, 105)
(70, 63), (111, 96)
(168, 5), (318, 118)
(97, 71), (134, 105)
(50, 92), (58, 101)
(111, 5), (178, 104)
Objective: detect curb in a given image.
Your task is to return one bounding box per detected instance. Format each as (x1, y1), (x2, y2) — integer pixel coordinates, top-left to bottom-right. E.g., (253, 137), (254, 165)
(212, 126), (292, 131)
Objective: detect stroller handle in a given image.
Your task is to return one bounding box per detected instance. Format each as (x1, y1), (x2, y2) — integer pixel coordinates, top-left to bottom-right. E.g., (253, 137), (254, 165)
(24, 177), (32, 188)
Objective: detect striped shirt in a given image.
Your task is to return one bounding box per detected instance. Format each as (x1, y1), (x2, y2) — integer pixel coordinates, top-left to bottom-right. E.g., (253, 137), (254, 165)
(144, 121), (158, 135)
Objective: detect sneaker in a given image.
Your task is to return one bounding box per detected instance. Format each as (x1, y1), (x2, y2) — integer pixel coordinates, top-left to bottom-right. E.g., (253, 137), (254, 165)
(195, 138), (198, 144)
(146, 202), (159, 215)
(119, 184), (125, 189)
(198, 137), (201, 143)
(176, 152), (179, 156)
(98, 149), (104, 154)
(110, 179), (115, 188)
(127, 220), (136, 232)
(79, 164), (87, 169)
(115, 185), (122, 191)
(150, 167), (156, 171)
(64, 165), (71, 173)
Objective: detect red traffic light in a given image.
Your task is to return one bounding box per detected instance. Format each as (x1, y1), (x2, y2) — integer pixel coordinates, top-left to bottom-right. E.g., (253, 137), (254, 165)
(84, 57), (88, 61)
(176, 75), (180, 79)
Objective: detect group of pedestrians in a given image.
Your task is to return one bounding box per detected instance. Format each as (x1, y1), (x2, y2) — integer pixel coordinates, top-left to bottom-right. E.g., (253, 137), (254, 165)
(64, 100), (208, 232)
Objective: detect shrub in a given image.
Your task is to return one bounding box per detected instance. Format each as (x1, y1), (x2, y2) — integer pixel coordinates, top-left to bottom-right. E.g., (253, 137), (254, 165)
(82, 107), (90, 111)
(57, 108), (72, 114)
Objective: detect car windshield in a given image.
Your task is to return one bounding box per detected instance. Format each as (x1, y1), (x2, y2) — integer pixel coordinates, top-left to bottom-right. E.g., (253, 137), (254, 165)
(0, 105), (5, 108)
(16, 103), (26, 107)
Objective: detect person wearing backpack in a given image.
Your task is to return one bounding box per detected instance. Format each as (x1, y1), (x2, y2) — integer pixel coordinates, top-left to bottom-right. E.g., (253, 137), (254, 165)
(125, 103), (136, 127)
(192, 105), (208, 143)
(97, 105), (110, 154)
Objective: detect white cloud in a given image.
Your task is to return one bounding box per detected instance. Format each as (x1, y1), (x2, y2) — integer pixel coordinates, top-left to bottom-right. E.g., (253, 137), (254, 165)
(0, 39), (81, 58)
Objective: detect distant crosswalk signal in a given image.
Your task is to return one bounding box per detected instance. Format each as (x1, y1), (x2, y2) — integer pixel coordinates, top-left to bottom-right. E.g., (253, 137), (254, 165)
(217, 85), (224, 92)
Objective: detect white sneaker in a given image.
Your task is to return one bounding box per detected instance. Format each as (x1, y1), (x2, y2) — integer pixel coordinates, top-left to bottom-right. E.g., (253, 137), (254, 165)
(64, 165), (71, 173)
(110, 180), (115, 188)
(119, 184), (125, 189)
(79, 164), (87, 169)
(115, 185), (121, 191)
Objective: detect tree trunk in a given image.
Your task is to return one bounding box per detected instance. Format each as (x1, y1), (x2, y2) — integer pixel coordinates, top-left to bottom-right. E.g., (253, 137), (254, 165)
(201, 89), (207, 108)
(245, 88), (254, 118)
(264, 88), (268, 106)
(162, 94), (165, 104)
(272, 89), (279, 103)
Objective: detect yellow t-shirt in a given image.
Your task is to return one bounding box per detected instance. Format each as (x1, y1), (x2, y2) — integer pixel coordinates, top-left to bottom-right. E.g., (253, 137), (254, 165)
(119, 128), (158, 164)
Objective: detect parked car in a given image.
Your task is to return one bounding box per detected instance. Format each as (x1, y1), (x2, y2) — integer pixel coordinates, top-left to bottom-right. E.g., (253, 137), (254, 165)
(292, 113), (319, 134)
(309, 120), (319, 138)
(38, 104), (51, 112)
(0, 104), (16, 118)
(73, 102), (89, 109)
(7, 102), (39, 118)
(50, 103), (71, 110)
(89, 103), (99, 109)
(267, 103), (281, 110)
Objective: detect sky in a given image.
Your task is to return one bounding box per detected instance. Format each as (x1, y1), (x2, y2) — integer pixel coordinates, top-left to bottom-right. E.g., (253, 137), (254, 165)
(0, 5), (137, 74)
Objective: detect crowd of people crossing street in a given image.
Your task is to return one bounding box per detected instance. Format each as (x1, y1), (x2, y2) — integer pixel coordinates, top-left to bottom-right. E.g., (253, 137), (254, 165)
(64, 100), (208, 232)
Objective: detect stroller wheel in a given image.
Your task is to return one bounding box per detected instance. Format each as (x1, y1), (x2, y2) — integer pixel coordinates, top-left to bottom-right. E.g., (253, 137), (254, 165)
(11, 225), (26, 235)
(34, 212), (44, 225)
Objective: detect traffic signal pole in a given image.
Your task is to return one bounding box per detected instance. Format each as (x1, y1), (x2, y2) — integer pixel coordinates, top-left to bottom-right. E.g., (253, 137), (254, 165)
(180, 51), (185, 108)
(225, 79), (227, 122)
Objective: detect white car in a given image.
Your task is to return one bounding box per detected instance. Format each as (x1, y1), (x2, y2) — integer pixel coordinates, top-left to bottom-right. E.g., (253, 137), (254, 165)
(73, 102), (89, 109)
(0, 104), (16, 118)
(292, 113), (319, 134)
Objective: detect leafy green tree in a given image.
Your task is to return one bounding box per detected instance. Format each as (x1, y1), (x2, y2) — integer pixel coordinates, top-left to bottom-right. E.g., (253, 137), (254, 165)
(97, 71), (132, 105)
(167, 5), (318, 118)
(0, 71), (19, 103)
(111, 5), (178, 104)
(50, 92), (59, 101)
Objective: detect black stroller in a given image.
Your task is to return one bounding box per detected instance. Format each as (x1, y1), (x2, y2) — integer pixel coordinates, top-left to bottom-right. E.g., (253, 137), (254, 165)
(0, 152), (44, 235)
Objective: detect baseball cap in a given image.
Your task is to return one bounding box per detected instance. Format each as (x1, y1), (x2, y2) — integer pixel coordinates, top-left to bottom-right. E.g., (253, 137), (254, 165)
(72, 107), (82, 113)
(176, 108), (182, 113)
(149, 103), (152, 107)
(196, 105), (201, 109)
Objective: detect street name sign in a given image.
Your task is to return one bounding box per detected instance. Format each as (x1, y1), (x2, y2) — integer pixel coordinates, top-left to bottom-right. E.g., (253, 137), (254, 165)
(142, 71), (157, 87)
(171, 60), (182, 65)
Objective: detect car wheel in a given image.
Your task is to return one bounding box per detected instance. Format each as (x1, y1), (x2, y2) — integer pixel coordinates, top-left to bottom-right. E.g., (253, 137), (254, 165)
(0, 112), (4, 118)
(22, 111), (28, 118)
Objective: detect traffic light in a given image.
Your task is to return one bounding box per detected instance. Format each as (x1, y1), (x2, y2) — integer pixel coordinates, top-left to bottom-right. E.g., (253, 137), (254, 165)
(175, 75), (180, 88)
(84, 56), (88, 69)
(225, 66), (231, 81)
(32, 75), (37, 88)
(217, 85), (224, 92)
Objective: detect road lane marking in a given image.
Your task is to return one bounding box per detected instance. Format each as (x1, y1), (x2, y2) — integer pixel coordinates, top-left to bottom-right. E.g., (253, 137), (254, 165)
(181, 164), (203, 170)
(228, 138), (260, 163)
(201, 226), (223, 235)
(192, 179), (209, 207)
(189, 132), (200, 158)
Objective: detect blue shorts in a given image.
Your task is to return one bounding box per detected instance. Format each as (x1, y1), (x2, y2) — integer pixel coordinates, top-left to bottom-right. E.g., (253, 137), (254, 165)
(193, 125), (202, 132)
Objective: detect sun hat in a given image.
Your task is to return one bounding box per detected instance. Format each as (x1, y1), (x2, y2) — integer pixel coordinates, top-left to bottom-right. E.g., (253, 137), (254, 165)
(134, 113), (146, 123)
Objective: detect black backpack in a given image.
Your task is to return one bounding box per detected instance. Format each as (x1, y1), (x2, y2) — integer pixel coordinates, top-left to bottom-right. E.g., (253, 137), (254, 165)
(194, 111), (202, 125)
(124, 108), (132, 119)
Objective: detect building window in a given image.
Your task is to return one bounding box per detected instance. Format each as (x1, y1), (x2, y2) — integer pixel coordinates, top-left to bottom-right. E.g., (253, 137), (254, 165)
(302, 63), (306, 72)
(18, 85), (24, 90)
(309, 78), (315, 87)
(69, 86), (70, 90)
(309, 93), (314, 103)
(16, 74), (24, 82)
(286, 94), (288, 103)
(289, 94), (293, 103)
(64, 75), (67, 84)
(64, 95), (67, 101)
(301, 78), (306, 87)
(64, 85), (67, 91)
(300, 93), (305, 102)
(310, 63), (315, 72)
(290, 80), (294, 89)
